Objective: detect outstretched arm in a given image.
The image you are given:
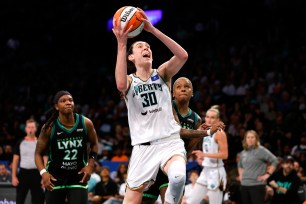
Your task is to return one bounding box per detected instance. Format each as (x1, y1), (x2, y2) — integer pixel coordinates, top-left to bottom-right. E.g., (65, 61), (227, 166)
(138, 8), (188, 81)
(180, 121), (225, 139)
(112, 12), (132, 92)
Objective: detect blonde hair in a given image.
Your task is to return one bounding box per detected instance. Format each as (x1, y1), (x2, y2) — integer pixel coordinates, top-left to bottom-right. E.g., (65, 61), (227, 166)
(206, 105), (220, 118)
(242, 130), (261, 150)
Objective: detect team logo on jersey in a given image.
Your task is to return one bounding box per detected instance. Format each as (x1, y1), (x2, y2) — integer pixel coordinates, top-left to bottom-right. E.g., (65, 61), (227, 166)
(151, 75), (159, 81)
(187, 118), (194, 123)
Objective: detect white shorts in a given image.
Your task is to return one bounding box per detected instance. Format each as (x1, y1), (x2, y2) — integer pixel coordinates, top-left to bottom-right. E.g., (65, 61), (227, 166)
(126, 135), (186, 191)
(197, 166), (227, 191)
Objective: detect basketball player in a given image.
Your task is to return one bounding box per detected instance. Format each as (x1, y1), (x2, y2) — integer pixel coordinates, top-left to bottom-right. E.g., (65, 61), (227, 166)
(34, 90), (99, 204)
(142, 77), (225, 203)
(187, 105), (228, 204)
(113, 7), (190, 204)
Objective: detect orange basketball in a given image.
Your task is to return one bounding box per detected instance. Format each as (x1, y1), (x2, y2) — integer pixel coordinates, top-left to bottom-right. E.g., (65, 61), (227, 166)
(113, 6), (146, 38)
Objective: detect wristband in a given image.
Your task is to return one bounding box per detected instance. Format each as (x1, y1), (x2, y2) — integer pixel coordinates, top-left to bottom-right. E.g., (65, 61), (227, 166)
(40, 169), (47, 176)
(207, 129), (211, 135)
(89, 151), (98, 160)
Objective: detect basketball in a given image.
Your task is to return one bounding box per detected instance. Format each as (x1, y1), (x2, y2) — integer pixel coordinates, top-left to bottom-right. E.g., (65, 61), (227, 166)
(113, 6), (146, 38)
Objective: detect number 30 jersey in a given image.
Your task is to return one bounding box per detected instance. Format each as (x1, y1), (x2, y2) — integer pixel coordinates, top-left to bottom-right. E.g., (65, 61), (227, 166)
(125, 69), (181, 146)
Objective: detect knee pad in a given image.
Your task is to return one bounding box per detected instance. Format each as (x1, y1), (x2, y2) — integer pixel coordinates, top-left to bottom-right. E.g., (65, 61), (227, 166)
(165, 161), (186, 204)
(168, 171), (185, 186)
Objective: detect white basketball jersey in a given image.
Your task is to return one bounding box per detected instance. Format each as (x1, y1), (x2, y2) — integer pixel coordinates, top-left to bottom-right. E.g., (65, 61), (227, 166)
(202, 132), (224, 167)
(125, 69), (181, 146)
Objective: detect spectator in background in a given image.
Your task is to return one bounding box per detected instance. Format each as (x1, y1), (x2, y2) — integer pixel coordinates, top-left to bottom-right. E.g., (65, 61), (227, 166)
(238, 130), (279, 204)
(92, 166), (119, 204)
(11, 118), (45, 204)
(291, 132), (306, 158)
(3, 144), (13, 162)
(293, 159), (304, 178)
(118, 172), (127, 200)
(110, 148), (129, 162)
(0, 146), (6, 160)
(181, 170), (200, 204)
(110, 162), (128, 186)
(103, 172), (128, 204)
(268, 155), (302, 204)
(88, 161), (102, 202)
(0, 163), (12, 182)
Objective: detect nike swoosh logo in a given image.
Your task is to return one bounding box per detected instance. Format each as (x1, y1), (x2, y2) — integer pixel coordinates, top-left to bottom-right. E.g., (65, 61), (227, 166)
(141, 111), (147, 115)
(57, 132), (63, 135)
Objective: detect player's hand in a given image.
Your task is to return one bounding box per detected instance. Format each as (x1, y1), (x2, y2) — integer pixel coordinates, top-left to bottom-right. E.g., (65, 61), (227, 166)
(217, 121), (226, 130)
(192, 150), (205, 159)
(137, 7), (153, 32)
(257, 173), (270, 182)
(210, 121), (225, 135)
(112, 16), (132, 43)
(196, 157), (203, 166)
(79, 165), (93, 183)
(198, 123), (209, 130)
(12, 176), (19, 186)
(42, 172), (57, 191)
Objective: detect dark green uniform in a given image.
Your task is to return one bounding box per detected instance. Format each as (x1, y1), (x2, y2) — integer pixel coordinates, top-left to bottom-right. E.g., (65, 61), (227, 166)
(45, 113), (89, 204)
(47, 113), (88, 188)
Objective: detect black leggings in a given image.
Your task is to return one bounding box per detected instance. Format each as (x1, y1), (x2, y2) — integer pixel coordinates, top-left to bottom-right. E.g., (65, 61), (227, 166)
(45, 188), (88, 204)
(240, 185), (266, 204)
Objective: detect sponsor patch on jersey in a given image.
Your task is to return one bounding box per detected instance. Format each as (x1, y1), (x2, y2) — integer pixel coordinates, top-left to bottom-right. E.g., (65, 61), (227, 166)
(151, 75), (159, 81)
(141, 111), (148, 115)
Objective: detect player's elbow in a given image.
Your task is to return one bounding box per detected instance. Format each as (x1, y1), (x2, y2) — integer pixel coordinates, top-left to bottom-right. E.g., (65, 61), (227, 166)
(221, 152), (228, 160)
(116, 83), (127, 92)
(180, 51), (188, 62)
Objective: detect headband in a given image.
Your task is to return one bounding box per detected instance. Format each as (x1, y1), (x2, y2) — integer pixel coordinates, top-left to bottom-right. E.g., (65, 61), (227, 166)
(53, 90), (72, 104)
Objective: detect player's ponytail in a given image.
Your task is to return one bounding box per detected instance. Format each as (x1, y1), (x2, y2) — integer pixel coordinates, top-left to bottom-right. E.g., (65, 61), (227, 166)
(207, 105), (220, 118)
